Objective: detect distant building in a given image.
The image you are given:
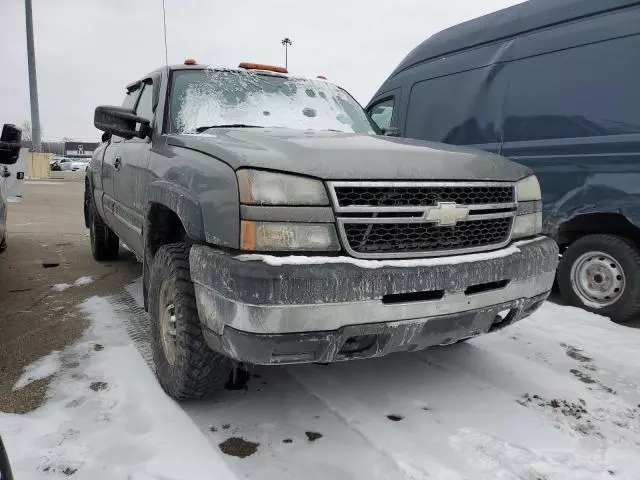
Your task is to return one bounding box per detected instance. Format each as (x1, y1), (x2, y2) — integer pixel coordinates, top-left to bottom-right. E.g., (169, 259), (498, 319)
(64, 141), (98, 158)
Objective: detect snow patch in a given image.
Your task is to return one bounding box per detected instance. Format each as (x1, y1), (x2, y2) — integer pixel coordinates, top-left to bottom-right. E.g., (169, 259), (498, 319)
(13, 351), (62, 390)
(0, 295), (238, 480)
(52, 276), (94, 292)
(237, 244), (520, 268)
(74, 276), (93, 287)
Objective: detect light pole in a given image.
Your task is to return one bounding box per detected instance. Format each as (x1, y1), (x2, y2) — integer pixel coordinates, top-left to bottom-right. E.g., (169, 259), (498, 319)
(281, 38), (292, 69)
(25, 0), (42, 152)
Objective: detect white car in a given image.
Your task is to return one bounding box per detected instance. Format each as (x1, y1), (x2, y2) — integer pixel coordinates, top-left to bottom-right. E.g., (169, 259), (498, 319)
(71, 159), (90, 171)
(50, 156), (72, 171)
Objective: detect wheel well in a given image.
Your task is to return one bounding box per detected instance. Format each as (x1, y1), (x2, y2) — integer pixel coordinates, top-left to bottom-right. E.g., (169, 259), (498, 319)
(143, 203), (188, 311)
(557, 213), (640, 251)
(145, 203), (188, 259)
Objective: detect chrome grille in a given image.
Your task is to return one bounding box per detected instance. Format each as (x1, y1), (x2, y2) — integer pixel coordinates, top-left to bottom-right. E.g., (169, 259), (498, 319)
(328, 181), (516, 259)
(334, 185), (514, 207)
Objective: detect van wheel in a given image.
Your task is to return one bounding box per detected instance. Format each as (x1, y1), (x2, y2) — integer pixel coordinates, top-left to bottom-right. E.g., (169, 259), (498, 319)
(149, 242), (232, 399)
(557, 234), (640, 323)
(0, 234), (6, 252)
(89, 202), (119, 261)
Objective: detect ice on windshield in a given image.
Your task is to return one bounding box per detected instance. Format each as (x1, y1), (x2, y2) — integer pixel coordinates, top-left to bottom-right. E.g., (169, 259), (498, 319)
(172, 68), (374, 135)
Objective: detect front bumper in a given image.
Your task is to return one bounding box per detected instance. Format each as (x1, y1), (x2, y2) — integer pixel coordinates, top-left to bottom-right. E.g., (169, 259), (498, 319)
(190, 237), (558, 364)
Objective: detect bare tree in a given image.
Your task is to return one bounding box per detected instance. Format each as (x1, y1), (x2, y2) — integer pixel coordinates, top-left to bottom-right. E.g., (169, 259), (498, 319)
(21, 120), (32, 142)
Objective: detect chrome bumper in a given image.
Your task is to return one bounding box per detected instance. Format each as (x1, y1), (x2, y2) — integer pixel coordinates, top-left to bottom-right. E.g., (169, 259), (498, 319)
(190, 237), (558, 363)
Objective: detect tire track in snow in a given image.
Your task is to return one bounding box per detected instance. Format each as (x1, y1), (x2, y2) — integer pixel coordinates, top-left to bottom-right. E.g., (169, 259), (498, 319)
(113, 282), (412, 480)
(109, 288), (154, 369)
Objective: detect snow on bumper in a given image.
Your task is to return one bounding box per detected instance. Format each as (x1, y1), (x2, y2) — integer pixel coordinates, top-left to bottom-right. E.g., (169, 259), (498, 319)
(190, 237), (558, 364)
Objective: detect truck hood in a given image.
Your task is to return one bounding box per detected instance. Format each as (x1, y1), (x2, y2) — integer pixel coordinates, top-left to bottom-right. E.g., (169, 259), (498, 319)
(167, 129), (531, 181)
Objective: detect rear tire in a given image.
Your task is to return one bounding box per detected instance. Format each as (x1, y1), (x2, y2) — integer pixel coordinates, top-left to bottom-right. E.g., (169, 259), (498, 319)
(148, 242), (232, 399)
(0, 234), (6, 253)
(558, 234), (640, 323)
(89, 200), (119, 261)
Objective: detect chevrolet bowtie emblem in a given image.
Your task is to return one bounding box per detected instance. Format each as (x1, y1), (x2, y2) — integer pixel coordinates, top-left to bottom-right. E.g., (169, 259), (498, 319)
(424, 202), (470, 226)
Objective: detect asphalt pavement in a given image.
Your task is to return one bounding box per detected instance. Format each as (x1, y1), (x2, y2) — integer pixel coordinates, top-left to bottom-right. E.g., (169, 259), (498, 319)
(0, 179), (141, 413)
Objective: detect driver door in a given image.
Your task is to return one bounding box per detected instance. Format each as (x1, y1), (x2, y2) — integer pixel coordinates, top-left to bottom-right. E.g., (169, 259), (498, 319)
(112, 79), (155, 256)
(100, 85), (141, 238)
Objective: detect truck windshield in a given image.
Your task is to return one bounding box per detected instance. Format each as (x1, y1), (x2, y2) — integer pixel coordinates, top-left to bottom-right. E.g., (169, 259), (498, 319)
(170, 69), (376, 135)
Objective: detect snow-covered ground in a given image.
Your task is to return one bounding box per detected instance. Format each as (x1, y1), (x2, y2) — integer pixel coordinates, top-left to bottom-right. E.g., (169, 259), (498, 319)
(2, 281), (640, 480)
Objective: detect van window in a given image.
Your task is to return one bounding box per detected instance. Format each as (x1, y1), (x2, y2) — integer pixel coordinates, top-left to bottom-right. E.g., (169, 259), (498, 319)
(503, 34), (640, 142)
(405, 67), (499, 145)
(368, 98), (395, 130)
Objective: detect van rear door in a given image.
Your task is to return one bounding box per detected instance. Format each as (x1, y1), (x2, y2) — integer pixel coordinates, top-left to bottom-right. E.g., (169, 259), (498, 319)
(5, 148), (27, 201)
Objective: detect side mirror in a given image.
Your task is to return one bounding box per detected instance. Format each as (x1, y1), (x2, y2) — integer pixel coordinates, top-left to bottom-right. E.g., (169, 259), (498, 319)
(101, 131), (112, 143)
(94, 106), (151, 140)
(0, 435), (14, 480)
(381, 127), (401, 137)
(0, 124), (22, 165)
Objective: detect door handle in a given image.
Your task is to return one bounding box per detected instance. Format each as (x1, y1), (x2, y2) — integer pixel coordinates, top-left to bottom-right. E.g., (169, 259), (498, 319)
(1, 167), (10, 178)
(114, 157), (122, 171)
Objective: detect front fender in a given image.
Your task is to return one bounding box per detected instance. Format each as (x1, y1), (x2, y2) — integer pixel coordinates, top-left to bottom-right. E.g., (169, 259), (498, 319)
(146, 180), (206, 242)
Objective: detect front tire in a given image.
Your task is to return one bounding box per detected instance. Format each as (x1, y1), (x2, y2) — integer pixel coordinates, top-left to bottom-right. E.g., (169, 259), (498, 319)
(148, 242), (232, 399)
(558, 234), (640, 323)
(89, 201), (119, 261)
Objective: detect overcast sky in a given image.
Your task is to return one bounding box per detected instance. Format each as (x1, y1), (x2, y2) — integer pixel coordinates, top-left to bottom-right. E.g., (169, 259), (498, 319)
(1, 0), (521, 140)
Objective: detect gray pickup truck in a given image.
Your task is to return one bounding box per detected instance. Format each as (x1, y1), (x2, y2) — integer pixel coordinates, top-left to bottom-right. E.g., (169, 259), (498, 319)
(87, 61), (558, 399)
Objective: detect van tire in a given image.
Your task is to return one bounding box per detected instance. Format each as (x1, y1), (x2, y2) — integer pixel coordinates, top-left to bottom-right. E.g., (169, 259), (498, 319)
(0, 234), (6, 253)
(148, 242), (232, 399)
(558, 234), (640, 323)
(89, 201), (119, 261)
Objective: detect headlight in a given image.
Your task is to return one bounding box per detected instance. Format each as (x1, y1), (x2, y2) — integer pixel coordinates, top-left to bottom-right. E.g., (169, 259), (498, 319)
(512, 213), (542, 239)
(241, 221), (340, 251)
(512, 175), (543, 239)
(238, 169), (329, 206)
(516, 175), (541, 201)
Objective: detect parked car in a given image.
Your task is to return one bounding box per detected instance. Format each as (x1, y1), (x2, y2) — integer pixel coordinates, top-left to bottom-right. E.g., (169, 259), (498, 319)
(50, 156), (73, 171)
(86, 60), (557, 399)
(0, 123), (22, 253)
(367, 0), (640, 322)
(71, 159), (90, 171)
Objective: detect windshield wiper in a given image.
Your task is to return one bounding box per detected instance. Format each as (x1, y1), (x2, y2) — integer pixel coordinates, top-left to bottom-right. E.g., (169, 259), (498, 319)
(195, 124), (263, 133)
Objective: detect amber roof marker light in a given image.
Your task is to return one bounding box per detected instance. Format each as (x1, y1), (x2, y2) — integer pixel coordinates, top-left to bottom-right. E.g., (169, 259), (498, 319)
(184, 58), (197, 65)
(239, 62), (288, 74)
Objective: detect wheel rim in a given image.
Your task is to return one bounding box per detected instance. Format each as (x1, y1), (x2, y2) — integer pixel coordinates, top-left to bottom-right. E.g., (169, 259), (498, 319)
(570, 251), (625, 308)
(159, 282), (178, 365)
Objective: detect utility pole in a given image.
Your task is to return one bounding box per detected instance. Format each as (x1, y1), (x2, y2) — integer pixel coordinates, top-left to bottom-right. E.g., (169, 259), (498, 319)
(281, 38), (292, 69)
(25, 0), (42, 152)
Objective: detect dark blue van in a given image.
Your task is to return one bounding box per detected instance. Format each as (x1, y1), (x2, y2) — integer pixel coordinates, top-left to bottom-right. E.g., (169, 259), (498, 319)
(367, 0), (640, 322)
